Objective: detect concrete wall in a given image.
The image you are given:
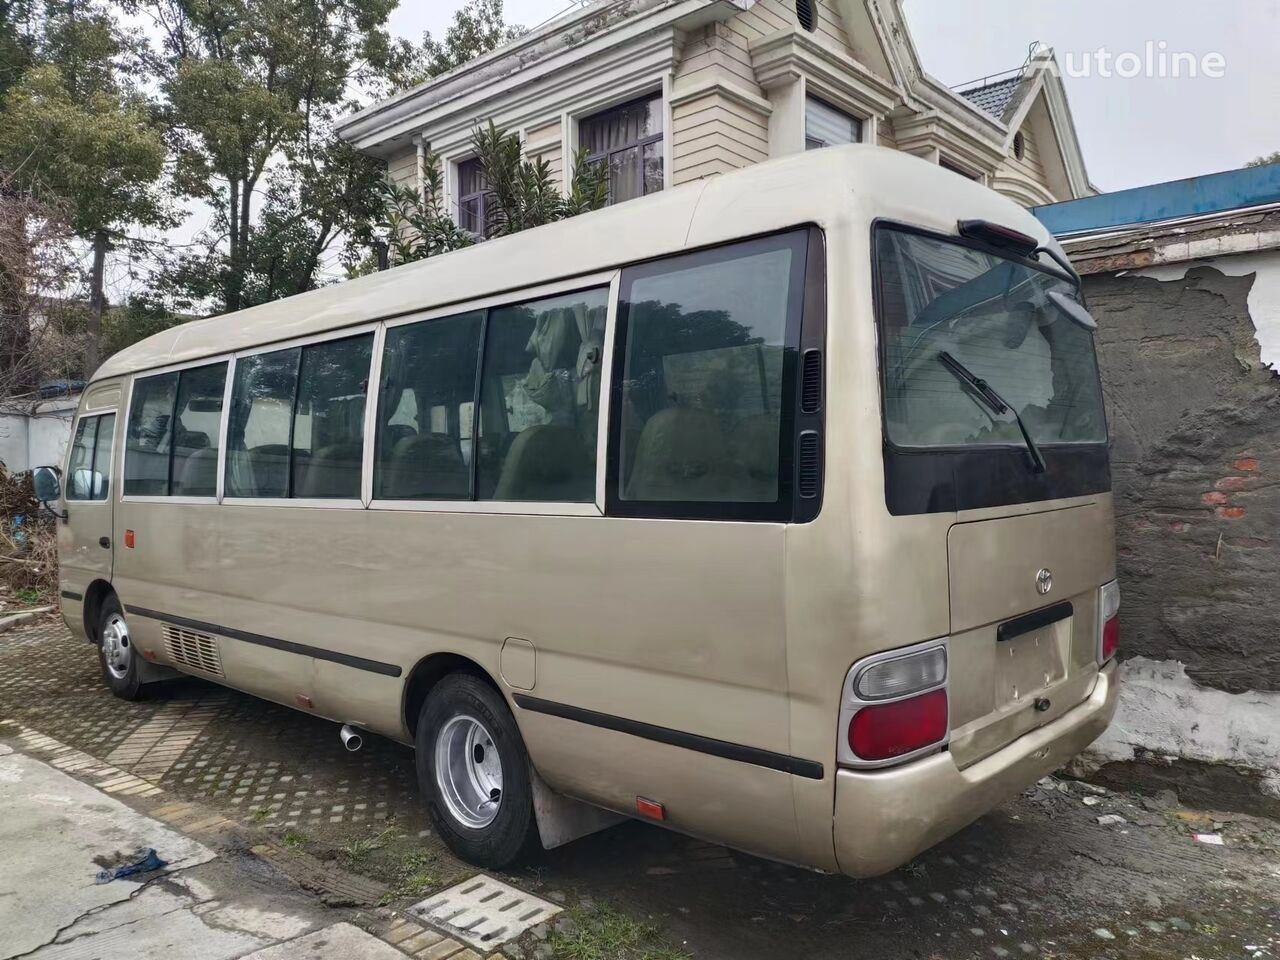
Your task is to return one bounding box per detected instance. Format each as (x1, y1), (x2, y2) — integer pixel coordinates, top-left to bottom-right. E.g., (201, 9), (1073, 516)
(0, 398), (78, 475)
(1079, 251), (1280, 792)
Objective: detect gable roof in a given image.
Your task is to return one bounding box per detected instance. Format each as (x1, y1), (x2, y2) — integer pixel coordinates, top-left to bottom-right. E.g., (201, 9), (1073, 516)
(957, 73), (1025, 122)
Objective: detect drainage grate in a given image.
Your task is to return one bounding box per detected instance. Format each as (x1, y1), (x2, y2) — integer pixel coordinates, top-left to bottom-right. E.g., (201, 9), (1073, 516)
(408, 874), (561, 949)
(161, 623), (224, 677)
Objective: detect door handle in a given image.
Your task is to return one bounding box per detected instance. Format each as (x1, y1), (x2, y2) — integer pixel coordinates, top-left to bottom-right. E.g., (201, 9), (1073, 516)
(99, 536), (111, 549)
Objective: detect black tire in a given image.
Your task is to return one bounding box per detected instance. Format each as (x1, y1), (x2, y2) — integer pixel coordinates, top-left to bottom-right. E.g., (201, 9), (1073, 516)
(415, 674), (536, 868)
(97, 594), (144, 701)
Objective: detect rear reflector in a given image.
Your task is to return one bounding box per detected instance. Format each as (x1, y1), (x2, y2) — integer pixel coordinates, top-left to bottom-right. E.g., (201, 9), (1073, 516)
(848, 689), (948, 762)
(635, 797), (665, 821)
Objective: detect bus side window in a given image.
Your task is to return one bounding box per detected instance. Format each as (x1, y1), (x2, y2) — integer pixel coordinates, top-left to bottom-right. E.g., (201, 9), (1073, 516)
(374, 311), (483, 501)
(171, 363), (227, 497)
(613, 232), (806, 511)
(124, 372), (179, 496)
(226, 349), (300, 499)
(66, 414), (114, 501)
(475, 288), (608, 502)
(226, 334), (373, 501)
(290, 334), (373, 499)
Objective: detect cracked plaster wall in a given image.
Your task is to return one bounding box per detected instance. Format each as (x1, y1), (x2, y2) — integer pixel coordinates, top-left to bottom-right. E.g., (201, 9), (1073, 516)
(1080, 253), (1280, 777)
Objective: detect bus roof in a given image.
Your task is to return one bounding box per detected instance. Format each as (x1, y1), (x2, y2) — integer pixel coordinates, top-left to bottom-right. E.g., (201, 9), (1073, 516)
(94, 146), (1058, 383)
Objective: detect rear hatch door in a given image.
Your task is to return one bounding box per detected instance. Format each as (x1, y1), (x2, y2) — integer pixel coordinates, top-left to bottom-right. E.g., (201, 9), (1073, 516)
(946, 504), (1110, 767)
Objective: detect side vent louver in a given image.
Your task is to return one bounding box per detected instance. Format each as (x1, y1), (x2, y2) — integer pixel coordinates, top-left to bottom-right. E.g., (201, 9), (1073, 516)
(162, 623), (224, 677)
(794, 0), (816, 31)
(801, 349), (823, 414)
(798, 430), (822, 500)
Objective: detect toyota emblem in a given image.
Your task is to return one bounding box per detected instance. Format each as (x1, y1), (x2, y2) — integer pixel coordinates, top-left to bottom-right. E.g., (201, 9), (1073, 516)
(1035, 568), (1053, 595)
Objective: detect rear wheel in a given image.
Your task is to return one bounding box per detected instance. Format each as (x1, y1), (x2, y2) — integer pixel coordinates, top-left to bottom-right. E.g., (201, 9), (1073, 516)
(97, 595), (144, 701)
(416, 674), (536, 868)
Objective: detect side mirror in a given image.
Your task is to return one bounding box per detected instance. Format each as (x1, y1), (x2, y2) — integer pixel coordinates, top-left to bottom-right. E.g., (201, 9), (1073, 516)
(32, 466), (67, 520)
(33, 465), (61, 502)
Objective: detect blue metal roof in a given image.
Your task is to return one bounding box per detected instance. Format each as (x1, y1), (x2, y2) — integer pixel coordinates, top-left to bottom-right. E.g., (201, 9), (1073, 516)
(1033, 163), (1280, 237)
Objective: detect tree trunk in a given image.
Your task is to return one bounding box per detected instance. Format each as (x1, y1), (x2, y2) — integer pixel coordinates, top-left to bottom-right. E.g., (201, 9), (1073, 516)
(237, 173), (253, 305)
(83, 228), (109, 379)
(225, 178), (241, 313)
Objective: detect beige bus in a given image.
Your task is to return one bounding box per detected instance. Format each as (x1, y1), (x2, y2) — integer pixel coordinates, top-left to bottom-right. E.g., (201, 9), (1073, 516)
(34, 146), (1120, 878)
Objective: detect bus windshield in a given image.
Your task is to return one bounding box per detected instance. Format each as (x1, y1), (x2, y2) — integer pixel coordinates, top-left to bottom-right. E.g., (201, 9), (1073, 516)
(875, 227), (1107, 450)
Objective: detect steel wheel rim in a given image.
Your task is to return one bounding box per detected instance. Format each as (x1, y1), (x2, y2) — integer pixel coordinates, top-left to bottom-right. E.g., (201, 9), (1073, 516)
(102, 613), (132, 680)
(434, 714), (503, 829)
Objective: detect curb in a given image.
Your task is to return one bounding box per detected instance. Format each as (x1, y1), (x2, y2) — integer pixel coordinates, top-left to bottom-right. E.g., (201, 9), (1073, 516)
(0, 607), (54, 633)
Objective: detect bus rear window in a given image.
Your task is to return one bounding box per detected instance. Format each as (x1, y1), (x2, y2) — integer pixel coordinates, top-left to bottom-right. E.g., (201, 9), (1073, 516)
(875, 227), (1106, 450)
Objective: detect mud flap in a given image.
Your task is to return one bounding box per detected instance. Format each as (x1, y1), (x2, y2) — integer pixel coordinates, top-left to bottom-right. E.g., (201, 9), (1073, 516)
(530, 765), (624, 850)
(136, 658), (184, 684)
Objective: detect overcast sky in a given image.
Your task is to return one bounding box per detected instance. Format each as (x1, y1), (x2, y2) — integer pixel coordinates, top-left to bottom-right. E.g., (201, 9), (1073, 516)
(392, 0), (1279, 192)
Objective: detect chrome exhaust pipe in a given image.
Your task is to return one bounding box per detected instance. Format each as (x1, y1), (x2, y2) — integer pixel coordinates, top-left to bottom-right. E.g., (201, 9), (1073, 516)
(339, 724), (363, 752)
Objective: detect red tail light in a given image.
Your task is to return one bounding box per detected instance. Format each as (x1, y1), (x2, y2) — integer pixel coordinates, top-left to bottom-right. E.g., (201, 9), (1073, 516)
(848, 688), (948, 762)
(1101, 616), (1119, 662)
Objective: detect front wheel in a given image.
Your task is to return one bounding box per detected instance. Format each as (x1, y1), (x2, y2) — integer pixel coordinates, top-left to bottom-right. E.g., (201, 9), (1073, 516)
(97, 595), (144, 701)
(416, 674), (536, 868)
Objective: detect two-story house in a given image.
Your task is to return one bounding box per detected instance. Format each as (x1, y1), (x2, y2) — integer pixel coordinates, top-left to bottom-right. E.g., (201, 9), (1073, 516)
(336, 0), (1094, 232)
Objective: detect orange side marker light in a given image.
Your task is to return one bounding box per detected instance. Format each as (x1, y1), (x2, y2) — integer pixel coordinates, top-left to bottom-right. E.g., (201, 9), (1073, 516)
(636, 797), (666, 821)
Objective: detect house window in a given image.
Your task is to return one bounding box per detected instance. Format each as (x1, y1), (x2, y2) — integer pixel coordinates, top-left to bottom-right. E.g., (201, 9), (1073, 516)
(458, 158), (491, 236)
(805, 97), (862, 150)
(580, 94), (664, 204)
(940, 156), (982, 181)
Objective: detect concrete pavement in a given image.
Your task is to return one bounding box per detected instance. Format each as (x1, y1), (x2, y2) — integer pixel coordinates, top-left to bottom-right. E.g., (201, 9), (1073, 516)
(0, 741), (400, 959)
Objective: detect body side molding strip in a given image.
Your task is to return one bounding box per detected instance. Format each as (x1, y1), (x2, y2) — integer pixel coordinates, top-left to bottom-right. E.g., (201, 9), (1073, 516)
(512, 693), (824, 780)
(126, 605), (403, 678)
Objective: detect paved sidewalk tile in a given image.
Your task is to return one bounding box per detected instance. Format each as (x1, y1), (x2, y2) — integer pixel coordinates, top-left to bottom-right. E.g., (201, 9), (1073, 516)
(241, 922), (408, 959)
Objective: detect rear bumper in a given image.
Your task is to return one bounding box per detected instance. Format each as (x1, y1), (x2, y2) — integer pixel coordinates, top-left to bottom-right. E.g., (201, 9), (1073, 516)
(833, 660), (1119, 877)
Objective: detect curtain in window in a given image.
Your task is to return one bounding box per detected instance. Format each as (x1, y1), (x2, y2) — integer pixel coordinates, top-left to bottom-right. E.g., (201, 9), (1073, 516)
(580, 97), (661, 156)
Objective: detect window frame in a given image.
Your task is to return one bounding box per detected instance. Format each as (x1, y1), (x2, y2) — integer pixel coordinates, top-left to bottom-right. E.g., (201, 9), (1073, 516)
(804, 95), (864, 151)
(456, 156), (492, 238)
(65, 412), (116, 502)
(368, 270), (620, 517)
(579, 93), (665, 205)
(603, 226), (825, 523)
(121, 354), (233, 505)
(222, 322), (380, 509)
(939, 156), (983, 182)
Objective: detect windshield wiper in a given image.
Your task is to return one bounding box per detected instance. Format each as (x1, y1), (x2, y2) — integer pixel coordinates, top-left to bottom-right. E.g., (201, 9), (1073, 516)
(937, 351), (1047, 475)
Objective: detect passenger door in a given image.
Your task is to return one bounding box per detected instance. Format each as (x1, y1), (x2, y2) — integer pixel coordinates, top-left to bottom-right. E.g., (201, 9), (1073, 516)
(58, 410), (118, 594)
